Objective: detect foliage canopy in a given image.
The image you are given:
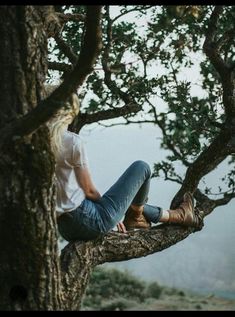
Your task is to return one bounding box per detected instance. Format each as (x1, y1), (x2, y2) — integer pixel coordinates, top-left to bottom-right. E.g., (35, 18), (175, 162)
(48, 5), (235, 202)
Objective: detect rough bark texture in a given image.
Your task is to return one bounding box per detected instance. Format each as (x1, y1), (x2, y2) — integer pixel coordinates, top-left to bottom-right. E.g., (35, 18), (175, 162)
(60, 224), (198, 310)
(0, 5), (104, 311)
(0, 6), (62, 310)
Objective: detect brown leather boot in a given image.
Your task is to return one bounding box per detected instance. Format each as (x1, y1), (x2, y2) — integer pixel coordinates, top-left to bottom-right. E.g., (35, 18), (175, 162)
(123, 206), (151, 231)
(168, 192), (203, 228)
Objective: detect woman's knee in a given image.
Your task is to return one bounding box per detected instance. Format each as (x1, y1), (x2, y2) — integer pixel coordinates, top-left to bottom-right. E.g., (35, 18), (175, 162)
(131, 160), (151, 177)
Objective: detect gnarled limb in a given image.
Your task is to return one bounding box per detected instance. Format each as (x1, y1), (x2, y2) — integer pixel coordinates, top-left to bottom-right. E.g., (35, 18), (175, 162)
(60, 224), (197, 310)
(170, 126), (233, 209)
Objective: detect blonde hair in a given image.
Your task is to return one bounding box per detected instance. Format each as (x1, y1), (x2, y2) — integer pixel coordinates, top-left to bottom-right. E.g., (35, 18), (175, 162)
(45, 85), (80, 159)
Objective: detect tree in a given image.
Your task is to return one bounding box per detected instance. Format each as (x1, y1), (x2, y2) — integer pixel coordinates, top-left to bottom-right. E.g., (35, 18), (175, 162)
(0, 5), (234, 311)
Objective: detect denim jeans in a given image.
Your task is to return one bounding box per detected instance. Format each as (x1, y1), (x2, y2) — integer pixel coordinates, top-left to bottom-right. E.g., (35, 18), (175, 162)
(57, 160), (163, 241)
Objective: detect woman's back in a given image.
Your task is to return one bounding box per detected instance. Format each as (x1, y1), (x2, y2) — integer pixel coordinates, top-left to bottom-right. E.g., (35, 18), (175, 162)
(55, 130), (88, 212)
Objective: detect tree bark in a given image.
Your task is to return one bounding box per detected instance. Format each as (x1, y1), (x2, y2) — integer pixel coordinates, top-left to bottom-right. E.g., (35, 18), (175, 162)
(60, 224), (199, 310)
(0, 5), (104, 311)
(0, 6), (62, 310)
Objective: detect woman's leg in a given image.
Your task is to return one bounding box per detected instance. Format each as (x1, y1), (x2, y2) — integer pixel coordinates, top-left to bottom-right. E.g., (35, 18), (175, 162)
(94, 160), (162, 232)
(58, 160), (158, 241)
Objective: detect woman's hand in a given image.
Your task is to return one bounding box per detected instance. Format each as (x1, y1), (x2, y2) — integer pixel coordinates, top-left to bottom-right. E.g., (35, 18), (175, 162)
(117, 222), (127, 233)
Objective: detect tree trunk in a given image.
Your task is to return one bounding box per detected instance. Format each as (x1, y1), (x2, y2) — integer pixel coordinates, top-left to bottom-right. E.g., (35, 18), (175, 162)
(0, 6), (62, 310)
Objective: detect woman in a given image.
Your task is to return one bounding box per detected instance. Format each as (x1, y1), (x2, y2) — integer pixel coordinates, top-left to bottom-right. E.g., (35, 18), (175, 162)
(47, 89), (203, 242)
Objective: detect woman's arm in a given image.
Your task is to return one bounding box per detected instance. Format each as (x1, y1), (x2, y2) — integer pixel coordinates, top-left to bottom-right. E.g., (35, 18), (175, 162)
(74, 166), (101, 201)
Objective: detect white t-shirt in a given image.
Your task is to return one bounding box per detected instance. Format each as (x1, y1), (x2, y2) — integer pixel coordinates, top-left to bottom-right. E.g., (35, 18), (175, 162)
(55, 130), (89, 212)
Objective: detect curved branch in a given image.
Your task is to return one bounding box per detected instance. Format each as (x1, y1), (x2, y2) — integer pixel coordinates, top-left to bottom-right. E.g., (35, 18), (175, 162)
(70, 102), (141, 133)
(0, 6), (103, 149)
(194, 188), (235, 216)
(170, 126), (233, 209)
(60, 223), (199, 310)
(194, 189), (218, 215)
(213, 192), (235, 207)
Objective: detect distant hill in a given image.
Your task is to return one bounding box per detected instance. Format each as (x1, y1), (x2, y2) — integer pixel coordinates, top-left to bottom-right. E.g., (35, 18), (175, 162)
(81, 266), (235, 311)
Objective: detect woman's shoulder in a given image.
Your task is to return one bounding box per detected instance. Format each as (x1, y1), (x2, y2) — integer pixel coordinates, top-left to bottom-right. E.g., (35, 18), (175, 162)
(65, 130), (83, 144)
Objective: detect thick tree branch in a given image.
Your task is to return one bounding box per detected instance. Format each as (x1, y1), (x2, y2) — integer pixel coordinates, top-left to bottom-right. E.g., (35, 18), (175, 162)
(0, 6), (103, 149)
(170, 126), (233, 209)
(60, 224), (200, 310)
(194, 188), (217, 215)
(194, 188), (235, 216)
(212, 192), (235, 207)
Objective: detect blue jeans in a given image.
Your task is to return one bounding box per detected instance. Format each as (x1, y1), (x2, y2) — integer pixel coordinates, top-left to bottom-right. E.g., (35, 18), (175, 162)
(57, 160), (163, 241)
